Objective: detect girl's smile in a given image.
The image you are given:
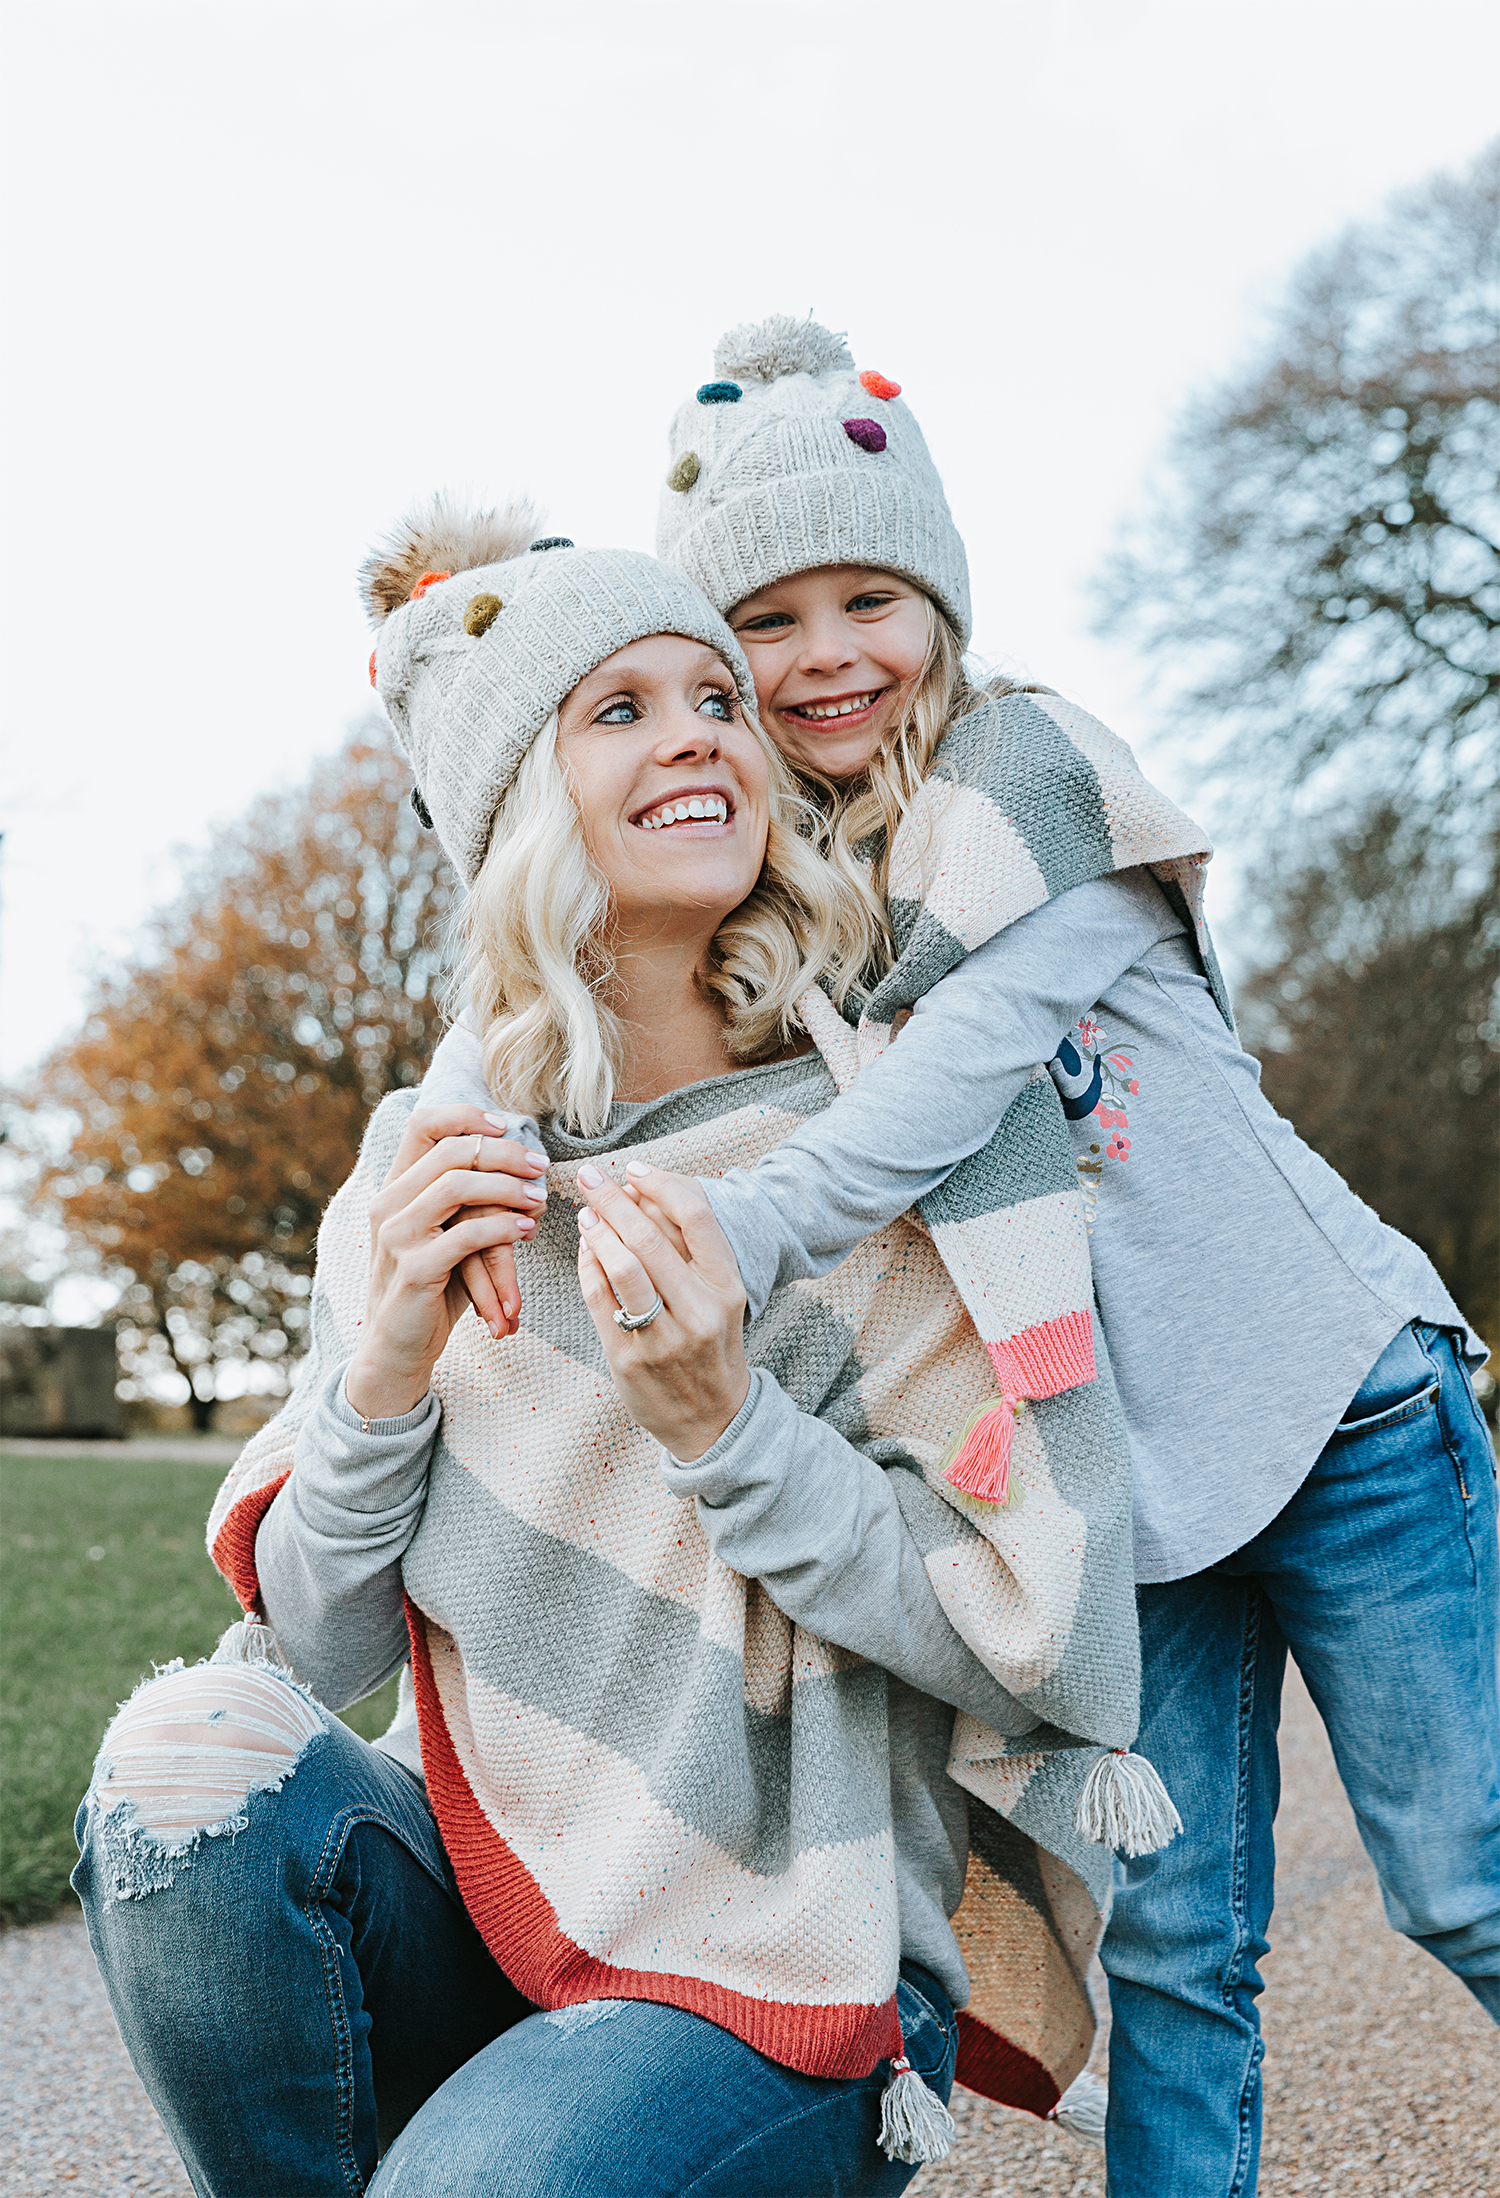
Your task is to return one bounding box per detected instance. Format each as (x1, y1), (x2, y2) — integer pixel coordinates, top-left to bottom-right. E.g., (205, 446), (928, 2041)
(729, 566), (931, 782)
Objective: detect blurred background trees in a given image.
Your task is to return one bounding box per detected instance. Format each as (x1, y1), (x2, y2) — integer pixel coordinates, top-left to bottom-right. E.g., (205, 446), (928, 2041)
(28, 726), (455, 1428)
(1097, 140), (1499, 1350)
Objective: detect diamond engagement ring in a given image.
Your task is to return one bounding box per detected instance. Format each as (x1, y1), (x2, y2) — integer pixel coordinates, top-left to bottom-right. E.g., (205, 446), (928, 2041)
(613, 1294), (664, 1332)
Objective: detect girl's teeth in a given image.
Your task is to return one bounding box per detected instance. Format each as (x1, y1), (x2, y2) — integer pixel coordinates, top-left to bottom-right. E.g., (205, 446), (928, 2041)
(796, 693), (875, 720)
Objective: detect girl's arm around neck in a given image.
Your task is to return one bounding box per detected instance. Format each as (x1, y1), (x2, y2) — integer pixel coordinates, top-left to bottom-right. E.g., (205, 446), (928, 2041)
(704, 870), (1183, 1318)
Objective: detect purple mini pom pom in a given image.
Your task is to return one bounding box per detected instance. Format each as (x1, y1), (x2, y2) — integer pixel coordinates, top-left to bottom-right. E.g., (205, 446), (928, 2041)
(843, 417), (887, 453)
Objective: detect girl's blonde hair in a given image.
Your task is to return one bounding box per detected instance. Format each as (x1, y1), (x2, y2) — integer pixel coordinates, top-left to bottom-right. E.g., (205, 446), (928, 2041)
(459, 706), (882, 1134)
(792, 595), (1049, 982)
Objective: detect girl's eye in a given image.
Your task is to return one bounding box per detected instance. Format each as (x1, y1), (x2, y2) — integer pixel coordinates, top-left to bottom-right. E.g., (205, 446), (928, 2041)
(698, 691), (735, 721)
(848, 594), (893, 613)
(595, 700), (639, 725)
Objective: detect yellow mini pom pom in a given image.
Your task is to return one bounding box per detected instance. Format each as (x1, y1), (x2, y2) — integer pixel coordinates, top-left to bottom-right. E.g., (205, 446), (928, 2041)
(667, 452), (701, 493)
(464, 592), (503, 637)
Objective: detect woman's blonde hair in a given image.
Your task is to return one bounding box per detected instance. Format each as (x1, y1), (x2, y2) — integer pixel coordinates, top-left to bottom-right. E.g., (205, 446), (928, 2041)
(791, 594), (1049, 982)
(458, 705), (882, 1133)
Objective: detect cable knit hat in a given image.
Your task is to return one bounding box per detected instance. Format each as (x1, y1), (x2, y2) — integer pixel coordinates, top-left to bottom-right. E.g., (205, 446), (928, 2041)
(363, 495), (757, 885)
(656, 316), (971, 645)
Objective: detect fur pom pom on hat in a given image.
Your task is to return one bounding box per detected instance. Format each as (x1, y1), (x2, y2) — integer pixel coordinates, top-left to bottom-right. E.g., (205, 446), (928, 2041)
(366, 501), (755, 886)
(658, 315), (971, 644)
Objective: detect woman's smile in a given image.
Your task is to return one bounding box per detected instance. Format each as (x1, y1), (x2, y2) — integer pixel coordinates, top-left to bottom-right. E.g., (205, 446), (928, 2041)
(632, 783), (736, 832)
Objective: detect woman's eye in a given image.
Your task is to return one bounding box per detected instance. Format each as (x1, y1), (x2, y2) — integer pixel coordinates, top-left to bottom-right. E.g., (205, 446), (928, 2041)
(737, 611), (794, 633)
(596, 700), (639, 725)
(698, 691), (734, 721)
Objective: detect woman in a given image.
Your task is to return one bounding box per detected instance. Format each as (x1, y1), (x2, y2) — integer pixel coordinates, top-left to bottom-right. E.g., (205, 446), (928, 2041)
(73, 512), (1148, 2198)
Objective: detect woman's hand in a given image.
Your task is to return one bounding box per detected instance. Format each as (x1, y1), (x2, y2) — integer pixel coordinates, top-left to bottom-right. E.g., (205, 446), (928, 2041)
(344, 1106), (548, 1422)
(574, 1162), (751, 1462)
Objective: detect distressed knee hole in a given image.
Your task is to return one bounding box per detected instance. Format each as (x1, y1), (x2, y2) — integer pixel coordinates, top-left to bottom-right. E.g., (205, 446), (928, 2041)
(91, 1661), (326, 1856)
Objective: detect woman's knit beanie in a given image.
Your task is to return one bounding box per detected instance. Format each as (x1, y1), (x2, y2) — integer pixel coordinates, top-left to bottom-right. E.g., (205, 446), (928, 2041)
(656, 316), (972, 645)
(363, 496), (756, 885)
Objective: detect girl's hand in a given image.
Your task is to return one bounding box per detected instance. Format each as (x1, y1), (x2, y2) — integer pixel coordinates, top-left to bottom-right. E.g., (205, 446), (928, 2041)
(453, 1112), (551, 1342)
(344, 1106), (548, 1422)
(574, 1162), (751, 1462)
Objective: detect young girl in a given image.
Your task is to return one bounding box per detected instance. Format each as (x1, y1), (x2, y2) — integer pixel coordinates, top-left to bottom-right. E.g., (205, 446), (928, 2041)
(78, 513), (1160, 2195)
(432, 320), (1498, 2197)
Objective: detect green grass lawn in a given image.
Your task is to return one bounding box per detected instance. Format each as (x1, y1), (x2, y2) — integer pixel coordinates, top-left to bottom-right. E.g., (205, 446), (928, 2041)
(0, 1449), (402, 1926)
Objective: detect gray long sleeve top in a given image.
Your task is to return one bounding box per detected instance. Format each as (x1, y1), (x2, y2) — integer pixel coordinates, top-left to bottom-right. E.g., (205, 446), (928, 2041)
(419, 867), (1479, 1582)
(695, 870), (1478, 1580)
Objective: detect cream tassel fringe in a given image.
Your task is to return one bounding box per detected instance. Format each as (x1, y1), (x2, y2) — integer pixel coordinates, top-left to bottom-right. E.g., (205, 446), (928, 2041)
(1050, 2069), (1107, 2149)
(210, 1614), (294, 1671)
(1076, 1748), (1183, 1856)
(878, 2056), (957, 2165)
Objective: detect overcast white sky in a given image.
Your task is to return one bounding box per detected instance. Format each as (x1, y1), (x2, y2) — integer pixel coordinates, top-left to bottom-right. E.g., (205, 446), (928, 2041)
(2, 0), (1496, 1082)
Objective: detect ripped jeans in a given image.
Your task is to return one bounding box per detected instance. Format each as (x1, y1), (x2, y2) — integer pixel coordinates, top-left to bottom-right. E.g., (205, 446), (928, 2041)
(71, 1657), (956, 2198)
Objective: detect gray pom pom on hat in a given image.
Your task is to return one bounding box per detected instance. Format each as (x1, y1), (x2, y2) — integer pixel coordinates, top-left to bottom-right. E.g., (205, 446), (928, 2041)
(657, 315), (971, 644)
(365, 498), (755, 886)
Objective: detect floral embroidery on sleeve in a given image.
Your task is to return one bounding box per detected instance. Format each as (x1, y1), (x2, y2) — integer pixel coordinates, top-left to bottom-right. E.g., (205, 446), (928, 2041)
(1050, 1015), (1142, 1234)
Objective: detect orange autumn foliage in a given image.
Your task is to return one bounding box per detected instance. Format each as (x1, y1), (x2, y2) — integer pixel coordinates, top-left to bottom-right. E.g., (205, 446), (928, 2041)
(37, 722), (458, 1424)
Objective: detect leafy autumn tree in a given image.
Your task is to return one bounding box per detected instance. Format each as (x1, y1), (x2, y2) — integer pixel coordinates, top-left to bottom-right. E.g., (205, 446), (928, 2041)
(35, 722), (457, 1427)
(1096, 144), (1500, 1353)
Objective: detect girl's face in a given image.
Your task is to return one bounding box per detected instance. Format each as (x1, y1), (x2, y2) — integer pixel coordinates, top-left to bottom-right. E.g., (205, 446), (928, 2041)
(729, 566), (931, 782)
(557, 634), (770, 946)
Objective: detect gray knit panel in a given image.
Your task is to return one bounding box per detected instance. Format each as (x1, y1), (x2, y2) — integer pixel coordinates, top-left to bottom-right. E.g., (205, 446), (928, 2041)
(402, 1445), (894, 1872)
(932, 697), (1115, 899)
(919, 1075), (1081, 1229)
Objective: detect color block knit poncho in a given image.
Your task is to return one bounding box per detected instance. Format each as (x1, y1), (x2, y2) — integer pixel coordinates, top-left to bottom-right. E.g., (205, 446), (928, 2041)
(207, 692), (1217, 2118)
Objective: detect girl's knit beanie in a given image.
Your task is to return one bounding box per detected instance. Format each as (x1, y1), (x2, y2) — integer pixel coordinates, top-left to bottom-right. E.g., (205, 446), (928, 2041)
(363, 496), (756, 885)
(656, 316), (972, 645)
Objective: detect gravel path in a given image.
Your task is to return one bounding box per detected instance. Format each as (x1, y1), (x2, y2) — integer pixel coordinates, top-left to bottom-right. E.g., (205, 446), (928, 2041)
(4, 1668), (1494, 2196)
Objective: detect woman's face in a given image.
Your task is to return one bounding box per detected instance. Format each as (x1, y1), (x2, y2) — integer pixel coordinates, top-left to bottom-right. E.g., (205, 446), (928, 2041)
(729, 566), (931, 782)
(557, 634), (770, 946)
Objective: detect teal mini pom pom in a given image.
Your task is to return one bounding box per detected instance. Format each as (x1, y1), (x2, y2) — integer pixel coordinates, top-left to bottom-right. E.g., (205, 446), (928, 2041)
(696, 381), (742, 404)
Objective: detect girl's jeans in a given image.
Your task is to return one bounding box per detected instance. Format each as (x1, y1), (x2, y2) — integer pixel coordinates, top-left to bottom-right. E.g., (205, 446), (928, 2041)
(1101, 1322), (1500, 2198)
(71, 1692), (956, 2197)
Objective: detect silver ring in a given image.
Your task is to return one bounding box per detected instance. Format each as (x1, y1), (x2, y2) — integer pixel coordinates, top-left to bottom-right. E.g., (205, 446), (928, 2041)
(613, 1293), (664, 1332)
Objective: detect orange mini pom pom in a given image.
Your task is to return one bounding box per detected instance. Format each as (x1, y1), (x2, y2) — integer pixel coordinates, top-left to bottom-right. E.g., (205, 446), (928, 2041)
(408, 568), (452, 602)
(860, 370), (902, 402)
(368, 648), (377, 688)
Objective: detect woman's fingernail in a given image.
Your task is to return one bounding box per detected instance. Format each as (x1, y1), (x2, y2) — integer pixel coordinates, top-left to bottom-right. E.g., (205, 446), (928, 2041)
(578, 1206), (597, 1228)
(526, 1154), (549, 1172)
(523, 1182), (547, 1201)
(502, 1300), (515, 1320)
(625, 1160), (652, 1178)
(578, 1165), (604, 1188)
(488, 1319), (502, 1339)
(483, 1111), (510, 1129)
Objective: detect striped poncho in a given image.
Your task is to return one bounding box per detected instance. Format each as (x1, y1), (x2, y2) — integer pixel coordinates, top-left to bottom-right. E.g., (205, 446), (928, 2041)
(206, 693), (1218, 2120)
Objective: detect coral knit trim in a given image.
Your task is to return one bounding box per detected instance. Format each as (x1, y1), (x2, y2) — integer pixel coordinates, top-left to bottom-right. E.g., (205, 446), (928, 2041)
(210, 1474), (289, 1613)
(989, 1308), (1096, 1402)
(954, 2009), (1060, 2117)
(403, 1599), (904, 2081)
